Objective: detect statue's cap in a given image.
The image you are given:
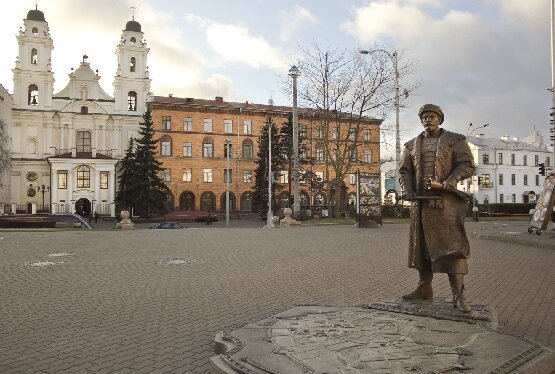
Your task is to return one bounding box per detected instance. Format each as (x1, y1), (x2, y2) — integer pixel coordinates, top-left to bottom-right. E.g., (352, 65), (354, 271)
(418, 104), (444, 124)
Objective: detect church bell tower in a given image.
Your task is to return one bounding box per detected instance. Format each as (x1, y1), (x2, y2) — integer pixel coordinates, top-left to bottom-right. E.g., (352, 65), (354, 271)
(113, 11), (151, 115)
(12, 6), (54, 110)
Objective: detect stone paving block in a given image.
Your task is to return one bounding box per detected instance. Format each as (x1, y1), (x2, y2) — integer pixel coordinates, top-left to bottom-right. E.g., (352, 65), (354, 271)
(0, 221), (553, 372)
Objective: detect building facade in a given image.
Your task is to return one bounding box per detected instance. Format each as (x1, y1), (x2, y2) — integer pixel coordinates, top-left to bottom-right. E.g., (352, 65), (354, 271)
(149, 96), (382, 214)
(459, 130), (550, 204)
(9, 7), (150, 216)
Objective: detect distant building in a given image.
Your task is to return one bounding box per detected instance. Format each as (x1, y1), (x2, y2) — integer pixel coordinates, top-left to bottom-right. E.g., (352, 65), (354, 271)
(148, 96), (382, 213)
(459, 130), (550, 204)
(8, 7), (151, 216)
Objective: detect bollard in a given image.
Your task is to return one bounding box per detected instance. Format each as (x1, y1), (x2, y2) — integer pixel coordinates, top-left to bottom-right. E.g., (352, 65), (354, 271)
(472, 206), (479, 222)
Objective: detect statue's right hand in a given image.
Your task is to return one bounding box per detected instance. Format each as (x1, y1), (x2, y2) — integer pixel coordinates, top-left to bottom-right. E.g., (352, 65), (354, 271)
(404, 192), (416, 201)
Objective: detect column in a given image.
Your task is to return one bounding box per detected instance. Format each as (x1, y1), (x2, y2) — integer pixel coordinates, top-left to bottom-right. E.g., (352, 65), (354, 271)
(51, 169), (58, 213)
(109, 171), (115, 217)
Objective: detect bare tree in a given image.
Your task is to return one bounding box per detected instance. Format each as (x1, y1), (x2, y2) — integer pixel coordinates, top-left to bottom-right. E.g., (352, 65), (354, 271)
(0, 119), (10, 204)
(292, 42), (418, 217)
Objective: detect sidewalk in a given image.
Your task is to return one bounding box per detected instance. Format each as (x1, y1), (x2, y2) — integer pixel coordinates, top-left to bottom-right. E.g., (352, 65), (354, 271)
(467, 219), (555, 250)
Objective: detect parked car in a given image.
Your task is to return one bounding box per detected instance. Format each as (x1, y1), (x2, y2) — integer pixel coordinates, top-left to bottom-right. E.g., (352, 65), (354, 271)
(151, 222), (185, 229)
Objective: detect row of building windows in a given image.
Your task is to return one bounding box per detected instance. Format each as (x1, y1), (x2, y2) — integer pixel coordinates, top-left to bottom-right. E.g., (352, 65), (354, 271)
(57, 167), (109, 189)
(161, 116), (374, 142)
(159, 136), (373, 163)
(161, 169), (252, 183)
(162, 116), (252, 134)
(462, 173), (542, 188)
(482, 153), (551, 167)
(159, 138), (253, 159)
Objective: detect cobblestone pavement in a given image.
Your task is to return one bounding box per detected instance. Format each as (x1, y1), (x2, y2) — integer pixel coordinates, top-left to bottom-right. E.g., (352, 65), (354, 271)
(0, 221), (553, 373)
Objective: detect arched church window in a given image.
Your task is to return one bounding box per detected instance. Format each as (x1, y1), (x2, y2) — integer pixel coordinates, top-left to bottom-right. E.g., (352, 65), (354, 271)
(77, 165), (91, 188)
(127, 91), (137, 111)
(28, 84), (39, 106)
(130, 57), (136, 72)
(32, 27), (38, 35)
(31, 48), (38, 65)
(130, 37), (136, 44)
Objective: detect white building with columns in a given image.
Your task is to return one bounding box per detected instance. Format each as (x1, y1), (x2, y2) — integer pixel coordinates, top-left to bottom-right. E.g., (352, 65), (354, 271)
(9, 7), (151, 216)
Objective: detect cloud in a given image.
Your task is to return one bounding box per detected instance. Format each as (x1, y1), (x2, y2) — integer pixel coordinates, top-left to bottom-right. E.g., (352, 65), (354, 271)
(279, 5), (318, 42)
(0, 1), (239, 101)
(186, 14), (288, 72)
(344, 0), (551, 139)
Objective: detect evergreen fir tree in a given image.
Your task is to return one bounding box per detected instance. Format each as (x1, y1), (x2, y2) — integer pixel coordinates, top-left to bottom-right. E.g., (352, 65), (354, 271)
(116, 138), (137, 212)
(252, 117), (283, 215)
(129, 109), (169, 217)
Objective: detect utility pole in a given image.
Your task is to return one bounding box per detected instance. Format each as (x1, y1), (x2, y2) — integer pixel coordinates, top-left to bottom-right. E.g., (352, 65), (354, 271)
(289, 66), (301, 219)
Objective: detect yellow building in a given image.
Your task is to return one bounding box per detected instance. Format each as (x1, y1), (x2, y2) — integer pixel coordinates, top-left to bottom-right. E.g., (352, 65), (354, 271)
(149, 95), (381, 215)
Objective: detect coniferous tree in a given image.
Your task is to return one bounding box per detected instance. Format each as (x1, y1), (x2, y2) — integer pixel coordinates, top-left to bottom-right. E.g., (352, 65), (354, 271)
(252, 117), (283, 215)
(116, 138), (137, 212)
(125, 109), (169, 217)
(0, 119), (10, 204)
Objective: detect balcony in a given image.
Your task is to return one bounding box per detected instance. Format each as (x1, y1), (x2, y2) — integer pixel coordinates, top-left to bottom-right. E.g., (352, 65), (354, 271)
(51, 148), (115, 159)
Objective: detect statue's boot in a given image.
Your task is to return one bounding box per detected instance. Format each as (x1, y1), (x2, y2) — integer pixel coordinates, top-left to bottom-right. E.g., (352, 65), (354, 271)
(448, 273), (471, 313)
(402, 267), (433, 300)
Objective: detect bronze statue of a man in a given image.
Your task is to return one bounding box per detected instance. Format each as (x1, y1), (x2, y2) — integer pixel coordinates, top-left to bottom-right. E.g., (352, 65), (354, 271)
(398, 104), (475, 312)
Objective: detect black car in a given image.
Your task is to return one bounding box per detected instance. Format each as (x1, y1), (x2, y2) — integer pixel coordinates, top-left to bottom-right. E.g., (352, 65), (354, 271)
(151, 222), (185, 229)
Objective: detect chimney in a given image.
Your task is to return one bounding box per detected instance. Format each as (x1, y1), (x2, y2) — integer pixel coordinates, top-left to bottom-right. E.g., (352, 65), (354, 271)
(168, 93), (173, 97)
(215, 96), (223, 102)
(185, 97), (193, 103)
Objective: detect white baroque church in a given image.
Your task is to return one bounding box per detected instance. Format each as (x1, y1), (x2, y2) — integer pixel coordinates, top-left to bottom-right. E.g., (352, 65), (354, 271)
(8, 7), (151, 216)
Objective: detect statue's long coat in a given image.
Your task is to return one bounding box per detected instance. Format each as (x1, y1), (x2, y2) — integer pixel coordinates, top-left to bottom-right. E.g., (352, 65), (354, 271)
(399, 129), (475, 271)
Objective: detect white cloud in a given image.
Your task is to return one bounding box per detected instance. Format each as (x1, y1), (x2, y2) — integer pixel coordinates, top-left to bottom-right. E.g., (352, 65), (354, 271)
(0, 1), (239, 101)
(344, 0), (551, 139)
(186, 14), (288, 72)
(279, 5), (318, 42)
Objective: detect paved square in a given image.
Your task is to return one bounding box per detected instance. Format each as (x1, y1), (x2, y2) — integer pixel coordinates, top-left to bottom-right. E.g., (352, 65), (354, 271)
(0, 223), (553, 373)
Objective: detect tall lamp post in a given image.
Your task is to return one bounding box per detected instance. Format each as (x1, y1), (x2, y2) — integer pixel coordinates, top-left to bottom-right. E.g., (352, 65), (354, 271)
(359, 49), (400, 191)
(466, 123), (490, 218)
(38, 184), (50, 211)
(288, 65), (301, 219)
(267, 120), (274, 228)
(225, 137), (231, 227)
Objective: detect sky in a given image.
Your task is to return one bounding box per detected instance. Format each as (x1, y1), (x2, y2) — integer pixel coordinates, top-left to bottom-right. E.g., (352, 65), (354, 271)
(0, 0), (552, 157)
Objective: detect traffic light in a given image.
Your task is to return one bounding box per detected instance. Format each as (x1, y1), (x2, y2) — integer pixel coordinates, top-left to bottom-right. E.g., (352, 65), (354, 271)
(539, 163), (546, 176)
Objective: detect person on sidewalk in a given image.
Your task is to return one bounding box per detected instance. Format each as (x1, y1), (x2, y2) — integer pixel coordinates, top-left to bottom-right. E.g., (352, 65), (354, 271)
(398, 104), (475, 313)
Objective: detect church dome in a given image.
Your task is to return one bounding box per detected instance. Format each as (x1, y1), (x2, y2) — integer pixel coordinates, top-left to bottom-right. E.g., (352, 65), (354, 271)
(125, 20), (141, 32)
(26, 9), (46, 22)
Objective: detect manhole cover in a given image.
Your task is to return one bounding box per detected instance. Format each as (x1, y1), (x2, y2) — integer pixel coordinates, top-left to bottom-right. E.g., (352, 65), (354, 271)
(26, 261), (64, 267)
(47, 252), (76, 257)
(159, 258), (197, 265)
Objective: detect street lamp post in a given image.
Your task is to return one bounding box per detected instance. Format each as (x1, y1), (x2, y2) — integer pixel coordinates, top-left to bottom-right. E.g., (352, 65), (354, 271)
(225, 137), (231, 227)
(267, 121), (274, 228)
(359, 49), (400, 191)
(37, 184), (50, 211)
(289, 65), (301, 219)
(466, 123), (489, 220)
